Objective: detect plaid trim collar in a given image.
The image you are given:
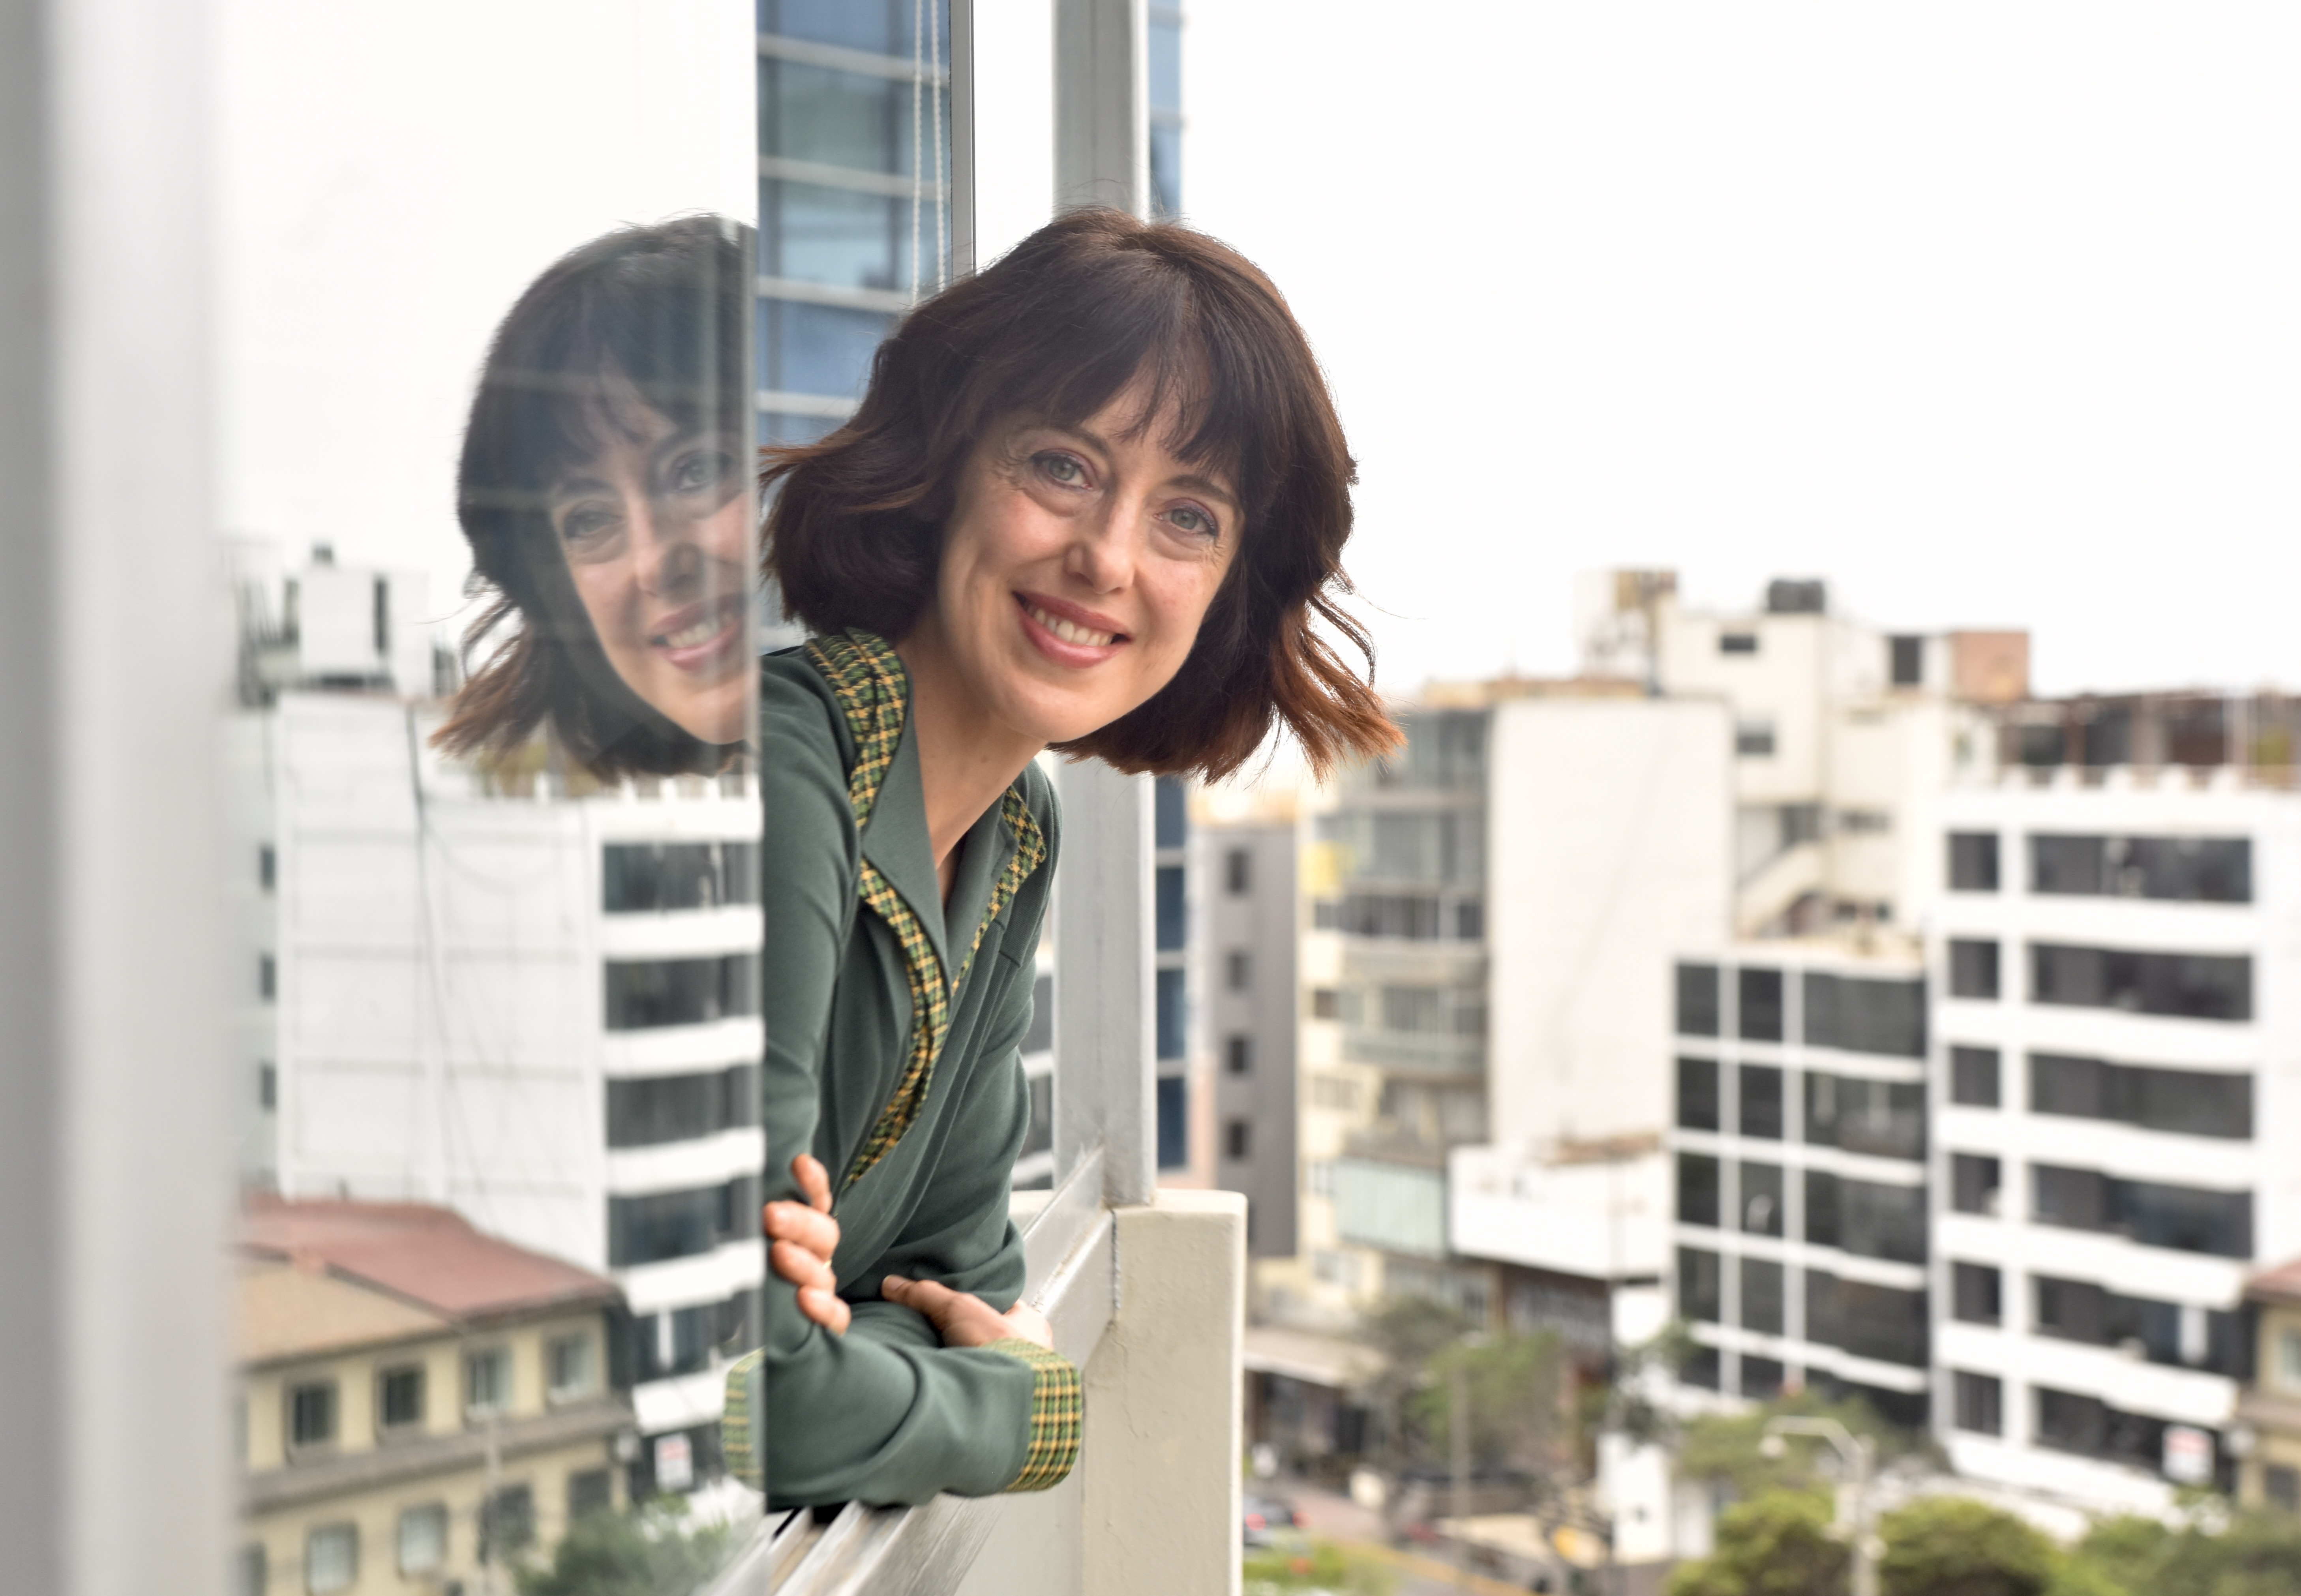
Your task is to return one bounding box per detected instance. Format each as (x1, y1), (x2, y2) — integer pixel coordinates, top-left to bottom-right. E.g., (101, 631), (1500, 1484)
(804, 630), (1050, 1190)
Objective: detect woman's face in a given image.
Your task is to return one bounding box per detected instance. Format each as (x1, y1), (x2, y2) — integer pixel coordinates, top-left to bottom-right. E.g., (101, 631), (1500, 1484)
(546, 404), (752, 745)
(920, 379), (1241, 748)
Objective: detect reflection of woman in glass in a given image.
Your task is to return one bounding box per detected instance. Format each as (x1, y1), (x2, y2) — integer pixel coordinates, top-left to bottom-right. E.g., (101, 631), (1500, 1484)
(728, 208), (1399, 1506)
(436, 217), (752, 775)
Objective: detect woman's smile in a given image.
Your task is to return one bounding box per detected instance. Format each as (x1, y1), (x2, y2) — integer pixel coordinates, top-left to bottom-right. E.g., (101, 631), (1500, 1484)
(1015, 590), (1128, 663)
(651, 593), (747, 671)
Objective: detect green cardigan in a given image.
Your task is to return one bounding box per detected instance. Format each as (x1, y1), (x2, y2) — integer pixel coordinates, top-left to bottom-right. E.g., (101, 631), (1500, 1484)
(721, 630), (1080, 1508)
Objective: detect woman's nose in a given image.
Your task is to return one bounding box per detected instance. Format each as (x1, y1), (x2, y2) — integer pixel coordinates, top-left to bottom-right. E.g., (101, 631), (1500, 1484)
(631, 495), (704, 593)
(1063, 498), (1145, 593)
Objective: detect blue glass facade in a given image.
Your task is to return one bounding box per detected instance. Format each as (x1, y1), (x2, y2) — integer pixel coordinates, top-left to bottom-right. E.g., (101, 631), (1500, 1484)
(756, 0), (951, 446)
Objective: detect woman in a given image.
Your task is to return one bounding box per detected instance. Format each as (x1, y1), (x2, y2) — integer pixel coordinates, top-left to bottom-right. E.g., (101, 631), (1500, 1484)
(436, 216), (754, 776)
(732, 206), (1399, 1507)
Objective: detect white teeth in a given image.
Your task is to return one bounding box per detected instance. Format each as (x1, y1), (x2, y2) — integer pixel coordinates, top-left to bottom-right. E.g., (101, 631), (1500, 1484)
(661, 618), (721, 649)
(1028, 603), (1114, 648)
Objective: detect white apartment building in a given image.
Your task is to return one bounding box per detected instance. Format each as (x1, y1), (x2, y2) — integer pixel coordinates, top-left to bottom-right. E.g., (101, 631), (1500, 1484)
(1930, 769), (2301, 1511)
(1665, 943), (1933, 1428)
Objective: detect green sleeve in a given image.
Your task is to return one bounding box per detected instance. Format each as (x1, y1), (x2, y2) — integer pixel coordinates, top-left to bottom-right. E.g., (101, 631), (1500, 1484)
(737, 668), (1075, 1506)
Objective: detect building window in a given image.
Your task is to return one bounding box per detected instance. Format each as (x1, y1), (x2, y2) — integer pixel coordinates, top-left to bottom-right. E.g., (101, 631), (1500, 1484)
(1675, 1057), (1719, 1132)
(605, 1063), (762, 1148)
(1155, 864), (1186, 951)
(1225, 847), (1251, 895)
(1738, 1064), (1783, 1139)
(480, 1484), (535, 1562)
(1889, 634), (1924, 686)
(2029, 1054), (2251, 1140)
(1737, 968), (1784, 1042)
(1802, 971), (1926, 1058)
(1677, 1153), (1720, 1227)
(464, 1347), (511, 1417)
(1803, 1072), (1925, 1161)
(236, 1544), (265, 1596)
(1741, 1257), (1785, 1335)
(1153, 776), (1187, 849)
(259, 953), (276, 1001)
(2029, 943), (2251, 1022)
(2279, 1328), (2301, 1391)
(607, 1177), (755, 1268)
(602, 840), (759, 913)
(376, 1366), (423, 1433)
(548, 1333), (594, 1401)
(1719, 632), (1758, 655)
(1950, 1046), (2000, 1108)
(1950, 1153), (2001, 1216)
(258, 1062), (276, 1110)
(603, 954), (762, 1030)
(1676, 963), (1721, 1037)
(1155, 1075), (1187, 1168)
(1740, 1161), (1784, 1236)
(1677, 1247), (1722, 1323)
(1225, 949), (1251, 991)
(1741, 1354), (1787, 1398)
(1680, 1345), (1722, 1390)
(568, 1468), (614, 1520)
(288, 1380), (337, 1450)
(1225, 1035), (1252, 1075)
(2029, 834), (2250, 904)
(305, 1525), (358, 1594)
(396, 1505), (446, 1575)
(1802, 1170), (1926, 1263)
(1310, 987), (1339, 1019)
(1804, 1271), (1928, 1367)
(1156, 966), (1187, 1060)
(2030, 1165), (2253, 1257)
(1948, 832), (1999, 892)
(1948, 939), (1999, 1000)
(1225, 1118), (1251, 1160)
(632, 1305), (711, 1382)
(259, 842), (276, 891)
(1952, 1263), (2002, 1325)
(1953, 1371), (2003, 1436)
(1735, 718), (1776, 757)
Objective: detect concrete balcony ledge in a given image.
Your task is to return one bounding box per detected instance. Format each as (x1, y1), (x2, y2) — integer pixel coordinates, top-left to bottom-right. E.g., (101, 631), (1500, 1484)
(708, 1187), (1245, 1596)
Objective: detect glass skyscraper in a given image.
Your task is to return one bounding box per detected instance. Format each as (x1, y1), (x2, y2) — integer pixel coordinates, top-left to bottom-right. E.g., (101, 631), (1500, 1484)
(756, 0), (953, 446)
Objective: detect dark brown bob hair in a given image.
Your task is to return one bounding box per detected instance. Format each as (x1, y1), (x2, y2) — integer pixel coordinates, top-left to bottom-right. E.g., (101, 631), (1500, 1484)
(435, 216), (751, 777)
(764, 207), (1399, 782)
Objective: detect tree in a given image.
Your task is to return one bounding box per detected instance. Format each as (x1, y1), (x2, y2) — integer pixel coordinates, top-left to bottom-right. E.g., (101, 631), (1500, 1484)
(1403, 1327), (1568, 1475)
(1878, 1496), (2057, 1596)
(1666, 1489), (1848, 1596)
(514, 1500), (732, 1596)
(1674, 1389), (1918, 1502)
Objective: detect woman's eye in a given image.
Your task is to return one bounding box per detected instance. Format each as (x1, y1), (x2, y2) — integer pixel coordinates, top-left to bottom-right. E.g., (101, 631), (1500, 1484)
(1035, 452), (1088, 486)
(558, 506), (620, 547)
(669, 450), (734, 495)
(1167, 504), (1217, 538)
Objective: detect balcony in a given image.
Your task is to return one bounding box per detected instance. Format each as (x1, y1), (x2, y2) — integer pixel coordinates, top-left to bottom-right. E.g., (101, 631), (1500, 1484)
(704, 765), (1248, 1596)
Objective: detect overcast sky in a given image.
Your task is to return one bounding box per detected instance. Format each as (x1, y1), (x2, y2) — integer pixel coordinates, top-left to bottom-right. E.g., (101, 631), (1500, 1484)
(1183, 3), (2301, 698)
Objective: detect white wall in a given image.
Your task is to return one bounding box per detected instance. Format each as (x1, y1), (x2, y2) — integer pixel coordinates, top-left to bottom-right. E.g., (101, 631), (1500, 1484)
(211, 0), (756, 602)
(1486, 697), (1734, 1146)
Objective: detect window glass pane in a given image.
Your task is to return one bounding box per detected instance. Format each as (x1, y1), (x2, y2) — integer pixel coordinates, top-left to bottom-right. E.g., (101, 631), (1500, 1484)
(1737, 1064), (1783, 1139)
(761, 179), (910, 290)
(1675, 963), (1720, 1037)
(759, 298), (895, 398)
(1676, 1153), (1719, 1227)
(1947, 831), (1999, 890)
(1950, 1045), (2000, 1107)
(1737, 968), (1784, 1041)
(1675, 1057), (1719, 1131)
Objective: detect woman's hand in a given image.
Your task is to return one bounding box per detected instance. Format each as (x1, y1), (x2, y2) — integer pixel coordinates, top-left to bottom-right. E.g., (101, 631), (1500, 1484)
(765, 1154), (849, 1335)
(881, 1275), (1053, 1350)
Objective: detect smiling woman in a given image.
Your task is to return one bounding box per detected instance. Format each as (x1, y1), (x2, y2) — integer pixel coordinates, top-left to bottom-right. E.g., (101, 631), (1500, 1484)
(435, 216), (754, 776)
(728, 207), (1401, 1509)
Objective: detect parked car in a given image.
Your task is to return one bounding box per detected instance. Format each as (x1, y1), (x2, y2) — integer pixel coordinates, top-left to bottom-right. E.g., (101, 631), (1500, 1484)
(1241, 1494), (1301, 1548)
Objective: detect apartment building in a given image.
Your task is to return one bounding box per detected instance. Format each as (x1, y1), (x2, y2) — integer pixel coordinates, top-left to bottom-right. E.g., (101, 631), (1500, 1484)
(236, 1197), (631, 1595)
(2238, 1255), (2301, 1513)
(1931, 762), (2301, 1510)
(1667, 945), (1933, 1426)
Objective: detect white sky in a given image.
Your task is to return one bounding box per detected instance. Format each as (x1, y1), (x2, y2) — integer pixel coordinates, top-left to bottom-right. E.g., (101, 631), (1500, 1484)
(1184, 3), (2301, 698)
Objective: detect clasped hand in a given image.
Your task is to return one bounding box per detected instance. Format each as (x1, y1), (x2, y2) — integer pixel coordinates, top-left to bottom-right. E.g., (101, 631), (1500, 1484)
(764, 1154), (1052, 1350)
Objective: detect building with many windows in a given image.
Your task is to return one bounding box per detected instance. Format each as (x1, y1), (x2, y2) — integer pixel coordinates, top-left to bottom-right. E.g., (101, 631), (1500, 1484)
(1930, 765), (2299, 1510)
(1667, 945), (1933, 1426)
(235, 546), (766, 1505)
(234, 1197), (632, 1596)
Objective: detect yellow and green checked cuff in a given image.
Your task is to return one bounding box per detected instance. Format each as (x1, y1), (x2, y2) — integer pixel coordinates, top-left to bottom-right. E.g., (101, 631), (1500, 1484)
(986, 1339), (1081, 1492)
(721, 1348), (765, 1492)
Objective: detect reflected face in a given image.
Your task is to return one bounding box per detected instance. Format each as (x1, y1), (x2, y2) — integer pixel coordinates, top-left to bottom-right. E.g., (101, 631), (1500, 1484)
(919, 380), (1241, 748)
(546, 406), (751, 745)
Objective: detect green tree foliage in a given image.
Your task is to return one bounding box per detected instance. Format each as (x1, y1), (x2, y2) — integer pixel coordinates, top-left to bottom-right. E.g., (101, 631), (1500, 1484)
(1878, 1496), (2057, 1596)
(1241, 1537), (1396, 1595)
(514, 1500), (731, 1596)
(1675, 1390), (1918, 1501)
(1667, 1490), (1849, 1596)
(1402, 1328), (1568, 1474)
(2053, 1508), (2301, 1596)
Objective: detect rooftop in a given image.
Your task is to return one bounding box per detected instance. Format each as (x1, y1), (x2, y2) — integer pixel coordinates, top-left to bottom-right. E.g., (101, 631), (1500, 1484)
(238, 1195), (619, 1360)
(2248, 1255), (2301, 1306)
